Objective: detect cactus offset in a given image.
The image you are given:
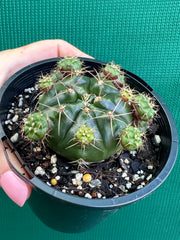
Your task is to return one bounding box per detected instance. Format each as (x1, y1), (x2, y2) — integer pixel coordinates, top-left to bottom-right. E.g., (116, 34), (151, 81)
(23, 58), (157, 163)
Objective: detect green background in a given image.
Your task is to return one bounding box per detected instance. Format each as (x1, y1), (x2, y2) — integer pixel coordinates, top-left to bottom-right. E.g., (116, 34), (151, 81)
(0, 0), (179, 239)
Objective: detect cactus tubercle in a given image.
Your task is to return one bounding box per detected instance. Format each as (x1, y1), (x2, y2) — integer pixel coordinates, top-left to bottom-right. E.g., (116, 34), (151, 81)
(57, 57), (82, 74)
(24, 112), (48, 140)
(133, 94), (156, 121)
(120, 125), (143, 151)
(75, 125), (95, 145)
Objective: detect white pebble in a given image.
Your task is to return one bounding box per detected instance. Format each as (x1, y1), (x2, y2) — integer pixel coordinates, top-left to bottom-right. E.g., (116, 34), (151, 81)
(12, 115), (19, 122)
(140, 175), (145, 180)
(154, 135), (161, 144)
(34, 166), (45, 176)
(130, 150), (137, 156)
(126, 182), (132, 189)
(85, 193), (92, 199)
(148, 165), (153, 170)
(5, 120), (10, 125)
(133, 174), (140, 181)
(137, 185), (143, 190)
(62, 189), (66, 193)
(24, 108), (30, 113)
(97, 193), (102, 199)
(18, 98), (23, 107)
(117, 168), (122, 173)
(72, 178), (82, 186)
(109, 184), (113, 189)
(50, 154), (57, 164)
(124, 158), (130, 164)
(122, 172), (127, 178)
(55, 175), (60, 181)
(10, 133), (19, 143)
(146, 174), (153, 181)
(9, 109), (14, 113)
(35, 84), (39, 90)
(46, 181), (51, 186)
(51, 167), (58, 174)
(75, 173), (83, 181)
(89, 179), (101, 188)
(7, 114), (11, 119)
(125, 176), (130, 181)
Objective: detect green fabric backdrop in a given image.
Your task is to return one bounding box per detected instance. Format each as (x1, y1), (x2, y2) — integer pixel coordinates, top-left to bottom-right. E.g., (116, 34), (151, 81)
(0, 0), (179, 239)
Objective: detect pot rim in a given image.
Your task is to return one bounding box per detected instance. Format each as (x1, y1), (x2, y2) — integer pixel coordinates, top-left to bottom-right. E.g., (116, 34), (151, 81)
(0, 57), (178, 208)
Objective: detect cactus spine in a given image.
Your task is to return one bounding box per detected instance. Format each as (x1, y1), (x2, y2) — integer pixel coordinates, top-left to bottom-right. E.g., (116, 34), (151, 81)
(23, 57), (156, 163)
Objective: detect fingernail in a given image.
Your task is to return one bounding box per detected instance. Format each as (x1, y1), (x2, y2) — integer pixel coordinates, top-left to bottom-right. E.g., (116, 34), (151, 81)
(0, 170), (29, 207)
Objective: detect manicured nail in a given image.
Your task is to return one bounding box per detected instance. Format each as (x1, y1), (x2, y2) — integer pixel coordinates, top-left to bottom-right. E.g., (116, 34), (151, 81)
(0, 170), (29, 207)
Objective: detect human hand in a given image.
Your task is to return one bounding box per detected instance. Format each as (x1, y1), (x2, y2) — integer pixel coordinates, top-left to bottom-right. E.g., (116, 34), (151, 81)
(0, 39), (92, 206)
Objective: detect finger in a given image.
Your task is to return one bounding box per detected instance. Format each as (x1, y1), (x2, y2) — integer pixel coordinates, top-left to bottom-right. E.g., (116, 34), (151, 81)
(0, 39), (93, 87)
(0, 142), (32, 207)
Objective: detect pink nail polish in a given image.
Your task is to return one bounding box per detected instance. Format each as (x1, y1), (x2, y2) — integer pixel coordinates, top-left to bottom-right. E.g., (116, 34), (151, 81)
(0, 170), (29, 207)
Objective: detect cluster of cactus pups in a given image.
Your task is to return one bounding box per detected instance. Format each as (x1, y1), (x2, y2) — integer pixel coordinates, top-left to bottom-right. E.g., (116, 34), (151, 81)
(23, 57), (157, 163)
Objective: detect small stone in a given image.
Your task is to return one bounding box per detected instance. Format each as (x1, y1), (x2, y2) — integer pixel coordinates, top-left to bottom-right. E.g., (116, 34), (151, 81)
(50, 154), (57, 164)
(10, 133), (19, 143)
(12, 115), (19, 122)
(148, 165), (153, 170)
(46, 181), (51, 187)
(51, 178), (57, 186)
(55, 175), (60, 181)
(24, 108), (30, 113)
(91, 192), (97, 198)
(140, 175), (145, 180)
(126, 182), (132, 189)
(18, 98), (23, 107)
(130, 150), (137, 156)
(62, 189), (66, 193)
(119, 185), (128, 193)
(71, 170), (79, 174)
(109, 184), (113, 189)
(7, 125), (12, 130)
(83, 173), (92, 183)
(77, 185), (82, 190)
(72, 178), (82, 186)
(51, 167), (58, 174)
(7, 114), (11, 119)
(34, 166), (45, 176)
(117, 168), (122, 173)
(154, 135), (161, 145)
(33, 147), (41, 152)
(124, 158), (130, 164)
(146, 174), (153, 181)
(89, 179), (101, 188)
(133, 174), (140, 181)
(122, 172), (127, 178)
(85, 193), (92, 199)
(137, 185), (143, 190)
(75, 173), (83, 181)
(125, 176), (130, 181)
(97, 193), (102, 199)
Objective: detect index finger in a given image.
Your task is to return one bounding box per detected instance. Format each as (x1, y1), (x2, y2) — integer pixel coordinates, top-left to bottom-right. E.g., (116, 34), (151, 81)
(0, 39), (93, 87)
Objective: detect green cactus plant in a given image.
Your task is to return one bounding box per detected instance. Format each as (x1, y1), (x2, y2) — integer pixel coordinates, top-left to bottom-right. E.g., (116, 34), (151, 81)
(23, 57), (157, 163)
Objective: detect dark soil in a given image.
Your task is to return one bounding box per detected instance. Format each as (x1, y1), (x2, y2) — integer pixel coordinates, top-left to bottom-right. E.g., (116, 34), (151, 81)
(4, 86), (161, 199)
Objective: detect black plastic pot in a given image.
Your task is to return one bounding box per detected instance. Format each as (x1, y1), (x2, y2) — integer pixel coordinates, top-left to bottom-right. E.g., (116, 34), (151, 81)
(0, 58), (178, 233)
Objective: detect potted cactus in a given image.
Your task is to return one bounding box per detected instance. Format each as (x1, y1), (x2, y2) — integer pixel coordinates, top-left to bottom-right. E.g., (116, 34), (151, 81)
(0, 57), (178, 233)
(23, 57), (155, 162)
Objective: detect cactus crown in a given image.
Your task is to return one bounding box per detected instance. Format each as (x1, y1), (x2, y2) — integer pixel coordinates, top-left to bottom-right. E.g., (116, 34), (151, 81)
(23, 57), (157, 163)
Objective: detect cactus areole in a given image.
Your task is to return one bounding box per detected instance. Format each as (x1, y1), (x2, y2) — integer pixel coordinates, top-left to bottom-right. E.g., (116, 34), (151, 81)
(23, 57), (156, 163)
